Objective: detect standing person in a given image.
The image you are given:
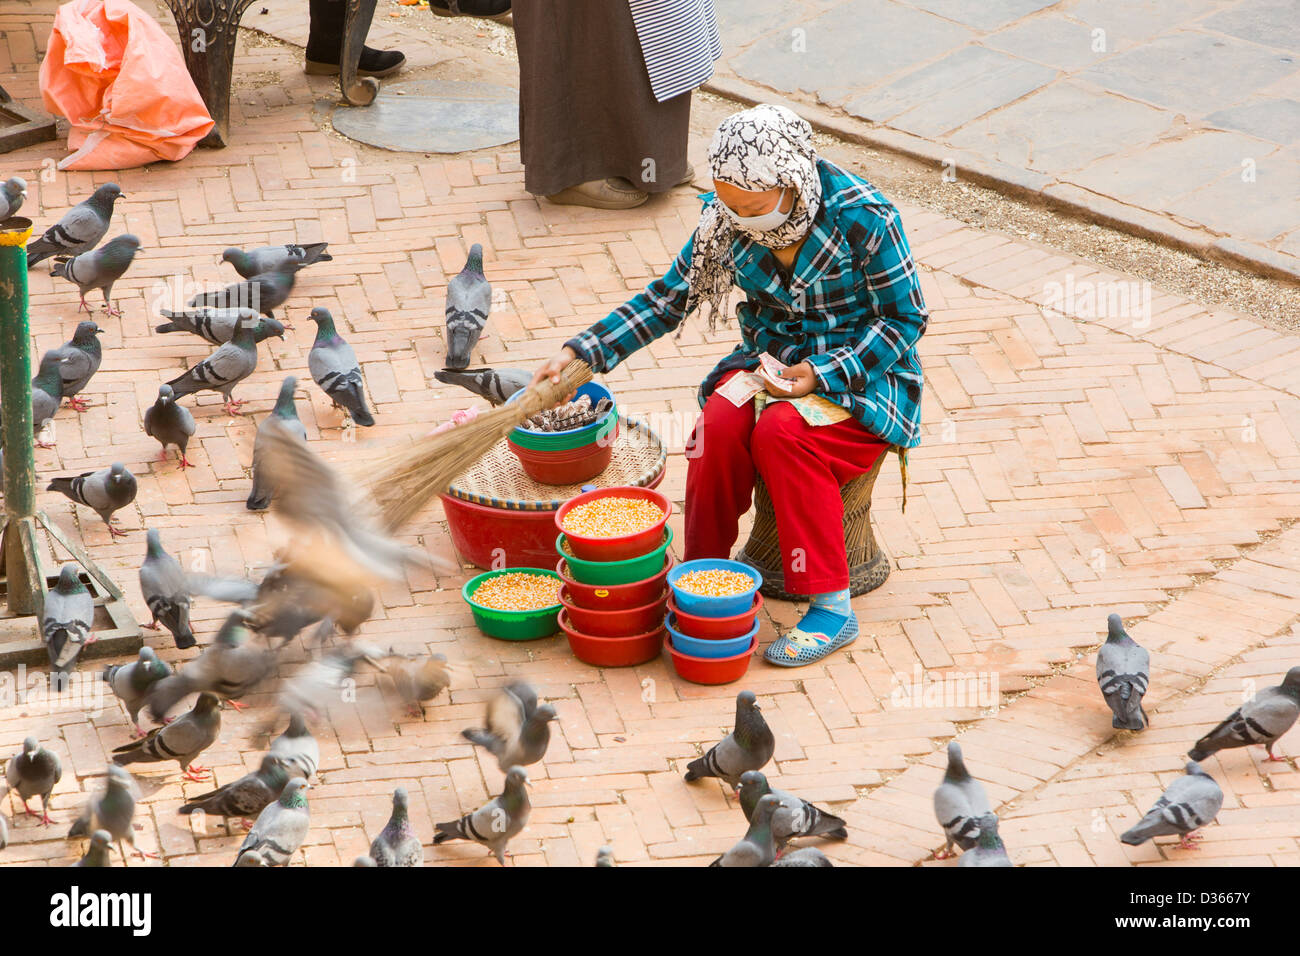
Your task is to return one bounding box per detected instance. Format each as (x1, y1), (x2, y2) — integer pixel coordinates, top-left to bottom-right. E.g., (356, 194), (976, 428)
(305, 0), (407, 78)
(512, 0), (720, 209)
(531, 105), (928, 667)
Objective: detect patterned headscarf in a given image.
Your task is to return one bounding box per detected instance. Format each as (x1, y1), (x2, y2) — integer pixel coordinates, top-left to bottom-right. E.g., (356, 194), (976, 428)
(684, 104), (822, 332)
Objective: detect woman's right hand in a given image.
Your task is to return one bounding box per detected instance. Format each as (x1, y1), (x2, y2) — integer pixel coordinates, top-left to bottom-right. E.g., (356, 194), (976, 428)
(530, 346), (578, 391)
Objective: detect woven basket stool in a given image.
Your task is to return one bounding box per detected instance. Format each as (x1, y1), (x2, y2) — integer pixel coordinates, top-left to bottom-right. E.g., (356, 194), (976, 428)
(735, 450), (890, 601)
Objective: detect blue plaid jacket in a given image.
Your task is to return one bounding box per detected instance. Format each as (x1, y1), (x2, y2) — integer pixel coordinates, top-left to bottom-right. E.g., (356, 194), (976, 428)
(565, 159), (927, 448)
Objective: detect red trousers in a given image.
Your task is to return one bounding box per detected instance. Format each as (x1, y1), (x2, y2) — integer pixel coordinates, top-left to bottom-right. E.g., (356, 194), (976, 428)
(684, 371), (889, 594)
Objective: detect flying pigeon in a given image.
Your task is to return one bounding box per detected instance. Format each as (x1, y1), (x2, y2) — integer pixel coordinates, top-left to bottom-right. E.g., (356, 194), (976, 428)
(933, 741), (993, 858)
(233, 777), (310, 866)
(370, 787), (423, 866)
(145, 610), (278, 720)
(112, 691), (222, 781)
(246, 376), (307, 511)
(684, 690), (774, 789)
(269, 712), (319, 781)
(432, 765), (529, 865)
(771, 847), (834, 867)
(433, 366), (529, 406)
(69, 765), (150, 860)
(1097, 613), (1149, 731)
(51, 234), (141, 315)
(47, 462), (137, 536)
(139, 528), (197, 649)
(958, 814), (1012, 867)
(179, 754), (291, 829)
(188, 260), (300, 320)
(595, 846), (614, 867)
(43, 563), (95, 682)
(379, 651), (452, 718)
(264, 644), (383, 729)
(0, 176), (26, 220)
(306, 307), (374, 426)
(143, 384), (197, 469)
(444, 243), (491, 370)
(1188, 666), (1300, 762)
(3, 736), (63, 825)
(1120, 762), (1223, 849)
(155, 307), (284, 345)
(737, 770), (847, 849)
(103, 646), (174, 737)
(42, 320), (102, 410)
(461, 680), (556, 770)
(27, 182), (122, 268)
(165, 312), (259, 415)
(73, 829), (113, 867)
(222, 242), (331, 279)
(710, 793), (778, 867)
(30, 351), (64, 447)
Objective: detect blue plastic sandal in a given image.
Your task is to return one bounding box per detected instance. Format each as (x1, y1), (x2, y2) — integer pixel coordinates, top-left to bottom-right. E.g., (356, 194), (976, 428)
(764, 607), (859, 667)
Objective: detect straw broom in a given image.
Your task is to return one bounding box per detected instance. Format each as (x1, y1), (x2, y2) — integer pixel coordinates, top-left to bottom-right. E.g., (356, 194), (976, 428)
(369, 359), (593, 530)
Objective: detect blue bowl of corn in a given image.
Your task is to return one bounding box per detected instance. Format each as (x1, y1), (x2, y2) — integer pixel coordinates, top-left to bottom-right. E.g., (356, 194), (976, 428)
(667, 559), (762, 618)
(462, 568), (563, 641)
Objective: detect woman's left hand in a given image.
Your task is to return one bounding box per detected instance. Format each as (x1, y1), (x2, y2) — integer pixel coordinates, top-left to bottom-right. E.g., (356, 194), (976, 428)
(764, 361), (817, 398)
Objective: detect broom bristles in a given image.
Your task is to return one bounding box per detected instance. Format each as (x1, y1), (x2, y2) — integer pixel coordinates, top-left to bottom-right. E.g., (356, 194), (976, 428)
(370, 359), (593, 530)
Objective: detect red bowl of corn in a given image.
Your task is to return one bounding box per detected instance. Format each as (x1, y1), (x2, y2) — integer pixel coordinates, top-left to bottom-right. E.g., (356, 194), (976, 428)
(667, 635), (757, 685)
(666, 592), (763, 640)
(557, 554), (675, 611)
(558, 584), (668, 637)
(554, 486), (672, 562)
(559, 610), (665, 667)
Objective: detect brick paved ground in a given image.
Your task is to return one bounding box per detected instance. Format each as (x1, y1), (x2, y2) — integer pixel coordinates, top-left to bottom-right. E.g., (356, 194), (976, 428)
(1, 1), (1299, 866)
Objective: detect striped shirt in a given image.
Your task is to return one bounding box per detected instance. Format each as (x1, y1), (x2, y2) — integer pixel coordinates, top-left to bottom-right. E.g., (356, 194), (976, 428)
(627, 0), (722, 103)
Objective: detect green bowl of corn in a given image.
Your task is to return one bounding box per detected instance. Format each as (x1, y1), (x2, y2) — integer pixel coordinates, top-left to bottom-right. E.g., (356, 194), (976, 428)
(555, 527), (674, 586)
(462, 568), (563, 640)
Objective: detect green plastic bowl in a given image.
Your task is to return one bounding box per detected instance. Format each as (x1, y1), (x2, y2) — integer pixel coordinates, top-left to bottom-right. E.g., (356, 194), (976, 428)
(462, 568), (563, 641)
(556, 527), (674, 586)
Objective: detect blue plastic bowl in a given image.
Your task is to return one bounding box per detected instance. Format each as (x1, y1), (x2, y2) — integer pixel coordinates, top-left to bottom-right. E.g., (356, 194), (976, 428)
(667, 559), (762, 617)
(508, 381), (616, 446)
(666, 614), (760, 659)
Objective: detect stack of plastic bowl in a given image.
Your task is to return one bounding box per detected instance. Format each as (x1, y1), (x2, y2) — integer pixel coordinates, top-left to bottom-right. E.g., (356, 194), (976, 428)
(665, 559), (763, 684)
(461, 568), (564, 641)
(554, 486), (673, 666)
(506, 382), (619, 485)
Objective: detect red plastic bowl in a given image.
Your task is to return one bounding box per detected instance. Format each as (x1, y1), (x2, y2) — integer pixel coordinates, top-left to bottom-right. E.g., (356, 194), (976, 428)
(554, 486), (673, 562)
(667, 592), (763, 640)
(507, 436), (615, 485)
(557, 554), (675, 611)
(667, 635), (757, 685)
(559, 585), (667, 637)
(559, 610), (665, 667)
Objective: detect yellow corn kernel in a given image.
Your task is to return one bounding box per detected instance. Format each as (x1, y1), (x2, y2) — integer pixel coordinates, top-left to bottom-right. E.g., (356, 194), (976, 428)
(471, 572), (560, 611)
(674, 569), (755, 597)
(561, 496), (665, 538)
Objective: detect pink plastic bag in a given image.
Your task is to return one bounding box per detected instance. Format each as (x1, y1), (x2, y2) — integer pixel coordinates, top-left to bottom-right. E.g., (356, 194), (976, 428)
(39, 0), (214, 170)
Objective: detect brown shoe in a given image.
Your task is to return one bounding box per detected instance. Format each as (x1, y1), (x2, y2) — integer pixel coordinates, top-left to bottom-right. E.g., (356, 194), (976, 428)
(545, 178), (649, 210)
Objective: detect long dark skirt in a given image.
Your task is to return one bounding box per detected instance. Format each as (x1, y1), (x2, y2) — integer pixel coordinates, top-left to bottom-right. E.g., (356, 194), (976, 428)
(513, 0), (692, 196)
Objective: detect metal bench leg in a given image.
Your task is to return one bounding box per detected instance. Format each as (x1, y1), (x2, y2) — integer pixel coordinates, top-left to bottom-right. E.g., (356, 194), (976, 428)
(165, 0), (259, 149)
(340, 0), (380, 106)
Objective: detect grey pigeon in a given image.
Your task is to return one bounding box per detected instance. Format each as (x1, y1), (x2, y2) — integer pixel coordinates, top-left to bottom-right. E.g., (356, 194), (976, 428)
(103, 645), (173, 737)
(595, 846), (614, 867)
(73, 829), (113, 867)
(933, 741), (993, 858)
(30, 351), (64, 446)
(1097, 613), (1149, 731)
(4, 736), (63, 825)
(380, 651), (451, 718)
(432, 765), (529, 865)
(738, 770), (847, 849)
(179, 754), (291, 827)
(0, 176), (26, 220)
(43, 563), (95, 682)
(223, 242), (331, 279)
(1121, 762), (1223, 848)
(434, 366), (528, 406)
(51, 234), (141, 315)
(958, 814), (1012, 867)
(247, 376), (307, 511)
(266, 643), (382, 727)
(143, 384), (197, 468)
(370, 787), (423, 867)
(47, 462), (137, 536)
(772, 847), (834, 867)
(684, 690), (774, 789)
(462, 680), (556, 771)
(306, 307), (374, 426)
(112, 691), (222, 781)
(188, 260), (300, 319)
(233, 777), (310, 866)
(166, 313), (259, 415)
(27, 182), (122, 268)
(42, 320), (102, 409)
(155, 306), (284, 345)
(1189, 666), (1300, 762)
(69, 765), (149, 860)
(145, 609), (277, 720)
(270, 712), (319, 781)
(444, 243), (491, 369)
(139, 528), (196, 649)
(710, 793), (778, 867)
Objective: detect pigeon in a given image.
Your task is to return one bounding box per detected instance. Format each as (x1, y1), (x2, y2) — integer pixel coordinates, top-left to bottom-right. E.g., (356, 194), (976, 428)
(73, 829), (113, 867)
(165, 314), (259, 415)
(1097, 613), (1149, 731)
(958, 814), (1012, 867)
(380, 651), (452, 718)
(233, 777), (310, 866)
(188, 260), (300, 319)
(462, 680), (557, 770)
(353, 855), (377, 867)
(43, 563), (95, 682)
(246, 376), (307, 511)
(30, 351), (65, 446)
(737, 770), (847, 849)
(432, 765), (529, 865)
(47, 462), (137, 536)
(1188, 666), (1300, 762)
(444, 243), (491, 370)
(595, 846), (615, 867)
(306, 307), (374, 426)
(264, 644), (383, 728)
(684, 690), (774, 789)
(1120, 762), (1224, 849)
(179, 754), (291, 828)
(42, 319), (102, 409)
(103, 646), (174, 737)
(434, 366), (529, 406)
(214, 556), (376, 647)
(933, 741), (993, 858)
(50, 234), (141, 315)
(139, 528), (197, 649)
(370, 787), (423, 867)
(269, 713), (319, 781)
(27, 182), (122, 268)
(710, 793), (779, 867)
(222, 242), (331, 279)
(112, 691), (222, 781)
(0, 176), (26, 220)
(145, 609), (278, 720)
(68, 765), (150, 860)
(143, 384), (197, 468)
(771, 847), (834, 867)
(155, 307), (284, 345)
(3, 736), (63, 825)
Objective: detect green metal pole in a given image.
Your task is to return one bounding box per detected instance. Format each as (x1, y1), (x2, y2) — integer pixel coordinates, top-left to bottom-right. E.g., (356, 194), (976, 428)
(0, 217), (36, 613)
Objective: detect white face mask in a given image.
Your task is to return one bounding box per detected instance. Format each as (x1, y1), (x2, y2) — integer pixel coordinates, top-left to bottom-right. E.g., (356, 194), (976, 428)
(719, 188), (793, 233)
